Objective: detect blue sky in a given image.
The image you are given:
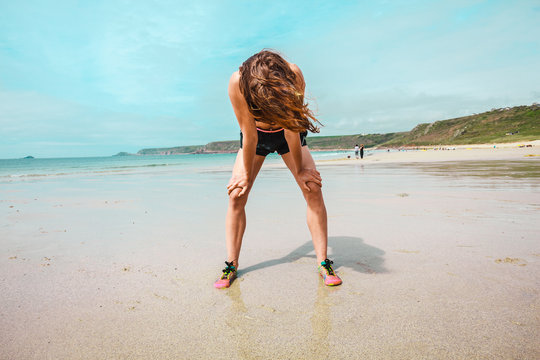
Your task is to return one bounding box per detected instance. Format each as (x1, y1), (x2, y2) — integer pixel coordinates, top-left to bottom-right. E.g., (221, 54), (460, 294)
(1, 0), (539, 158)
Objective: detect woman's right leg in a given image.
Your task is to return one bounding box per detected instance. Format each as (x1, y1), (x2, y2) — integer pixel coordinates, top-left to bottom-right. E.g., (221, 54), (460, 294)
(225, 149), (266, 269)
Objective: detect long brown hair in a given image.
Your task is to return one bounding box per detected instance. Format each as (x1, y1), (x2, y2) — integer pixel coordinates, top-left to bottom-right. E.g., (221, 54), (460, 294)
(239, 50), (321, 133)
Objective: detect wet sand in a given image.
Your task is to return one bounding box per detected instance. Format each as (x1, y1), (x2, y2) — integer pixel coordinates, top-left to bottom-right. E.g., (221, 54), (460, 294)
(1, 146), (539, 359)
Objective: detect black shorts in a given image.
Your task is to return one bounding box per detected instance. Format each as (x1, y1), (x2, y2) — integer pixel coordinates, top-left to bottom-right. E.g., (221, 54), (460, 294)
(240, 128), (308, 156)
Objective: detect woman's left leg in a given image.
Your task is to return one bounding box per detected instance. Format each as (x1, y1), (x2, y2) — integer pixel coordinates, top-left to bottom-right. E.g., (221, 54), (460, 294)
(281, 146), (328, 263)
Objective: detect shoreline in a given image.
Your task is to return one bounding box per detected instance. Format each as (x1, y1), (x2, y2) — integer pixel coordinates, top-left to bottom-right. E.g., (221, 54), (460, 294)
(8, 140), (538, 160)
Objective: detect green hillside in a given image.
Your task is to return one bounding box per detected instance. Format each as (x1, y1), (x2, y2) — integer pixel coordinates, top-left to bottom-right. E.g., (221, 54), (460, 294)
(306, 132), (400, 149)
(383, 105), (539, 146)
(204, 140), (240, 152)
(137, 144), (203, 155)
(128, 104), (539, 155)
(136, 141), (240, 155)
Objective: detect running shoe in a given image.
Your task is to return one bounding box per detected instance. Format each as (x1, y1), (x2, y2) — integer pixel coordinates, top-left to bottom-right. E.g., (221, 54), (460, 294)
(318, 259), (342, 286)
(214, 261), (237, 289)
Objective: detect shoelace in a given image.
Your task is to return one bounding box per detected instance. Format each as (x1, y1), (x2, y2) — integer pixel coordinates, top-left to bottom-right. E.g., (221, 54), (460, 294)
(221, 261), (236, 278)
(321, 259), (335, 276)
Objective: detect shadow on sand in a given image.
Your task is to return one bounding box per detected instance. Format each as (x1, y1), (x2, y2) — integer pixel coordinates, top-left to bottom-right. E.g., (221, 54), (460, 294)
(239, 236), (387, 276)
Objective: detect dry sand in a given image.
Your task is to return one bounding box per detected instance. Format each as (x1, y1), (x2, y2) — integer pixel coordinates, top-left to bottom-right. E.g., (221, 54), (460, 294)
(1, 143), (539, 359)
(319, 140), (540, 166)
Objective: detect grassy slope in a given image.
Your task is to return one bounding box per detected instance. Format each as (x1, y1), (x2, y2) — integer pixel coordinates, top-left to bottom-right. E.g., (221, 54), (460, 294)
(306, 132), (401, 149)
(137, 145), (203, 155)
(383, 105), (539, 147)
(204, 141), (240, 152)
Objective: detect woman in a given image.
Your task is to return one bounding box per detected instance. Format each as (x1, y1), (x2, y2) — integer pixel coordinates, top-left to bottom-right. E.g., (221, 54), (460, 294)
(214, 50), (342, 288)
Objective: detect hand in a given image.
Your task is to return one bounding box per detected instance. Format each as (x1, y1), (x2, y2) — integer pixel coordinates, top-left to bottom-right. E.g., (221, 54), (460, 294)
(298, 168), (322, 192)
(227, 173), (251, 197)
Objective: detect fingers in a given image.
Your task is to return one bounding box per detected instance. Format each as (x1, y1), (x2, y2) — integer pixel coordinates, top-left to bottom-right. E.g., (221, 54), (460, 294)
(227, 181), (238, 195)
(303, 179), (322, 192)
(304, 168), (321, 182)
(228, 185), (247, 198)
(301, 174), (322, 191)
(228, 184), (241, 196)
(227, 180), (250, 197)
(238, 187), (247, 197)
(309, 178), (322, 187)
(306, 170), (322, 187)
(228, 184), (243, 196)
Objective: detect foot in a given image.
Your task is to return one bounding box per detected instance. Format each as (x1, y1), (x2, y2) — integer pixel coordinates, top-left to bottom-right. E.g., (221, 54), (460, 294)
(318, 259), (342, 286)
(214, 261), (237, 289)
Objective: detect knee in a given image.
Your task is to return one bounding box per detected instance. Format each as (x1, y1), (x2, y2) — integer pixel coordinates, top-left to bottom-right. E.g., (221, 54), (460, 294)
(303, 182), (323, 202)
(228, 189), (248, 210)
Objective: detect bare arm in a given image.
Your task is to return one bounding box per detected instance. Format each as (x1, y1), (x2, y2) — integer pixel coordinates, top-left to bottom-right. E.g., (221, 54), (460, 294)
(227, 71), (257, 196)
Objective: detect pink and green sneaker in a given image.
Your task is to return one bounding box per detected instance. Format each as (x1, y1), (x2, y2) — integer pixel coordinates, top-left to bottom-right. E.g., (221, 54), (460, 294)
(318, 259), (342, 286)
(214, 261), (237, 289)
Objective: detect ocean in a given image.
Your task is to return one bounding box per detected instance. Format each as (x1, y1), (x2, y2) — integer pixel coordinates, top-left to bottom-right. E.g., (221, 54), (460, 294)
(0, 150), (354, 183)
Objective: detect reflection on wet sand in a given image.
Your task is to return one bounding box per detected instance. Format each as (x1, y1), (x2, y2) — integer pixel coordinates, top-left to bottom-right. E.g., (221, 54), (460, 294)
(224, 278), (335, 359)
(308, 280), (332, 360)
(224, 282), (255, 360)
(409, 160), (540, 180)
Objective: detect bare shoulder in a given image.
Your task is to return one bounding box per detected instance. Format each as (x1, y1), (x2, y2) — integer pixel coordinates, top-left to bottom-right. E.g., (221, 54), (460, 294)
(228, 70), (248, 111)
(227, 70), (254, 128)
(288, 62), (301, 73)
(229, 70), (240, 83)
(228, 71), (241, 95)
(288, 62), (305, 89)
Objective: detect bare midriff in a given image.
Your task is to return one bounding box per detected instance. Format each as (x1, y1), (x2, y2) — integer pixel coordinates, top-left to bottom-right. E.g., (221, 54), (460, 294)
(254, 120), (283, 132)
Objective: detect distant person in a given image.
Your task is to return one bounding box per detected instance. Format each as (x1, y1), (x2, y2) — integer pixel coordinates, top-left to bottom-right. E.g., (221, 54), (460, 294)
(215, 49), (342, 289)
(360, 144), (364, 159)
(354, 144), (360, 159)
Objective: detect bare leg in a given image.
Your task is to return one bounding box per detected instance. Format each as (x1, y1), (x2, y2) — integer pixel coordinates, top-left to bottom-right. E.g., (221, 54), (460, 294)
(225, 149), (266, 269)
(281, 146), (328, 263)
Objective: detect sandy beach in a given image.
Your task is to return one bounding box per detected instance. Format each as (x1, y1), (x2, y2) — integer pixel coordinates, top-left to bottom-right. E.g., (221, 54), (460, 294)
(323, 140), (540, 165)
(1, 143), (539, 359)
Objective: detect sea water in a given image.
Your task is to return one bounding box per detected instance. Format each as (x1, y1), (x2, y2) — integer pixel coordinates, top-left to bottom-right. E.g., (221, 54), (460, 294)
(0, 151), (355, 183)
